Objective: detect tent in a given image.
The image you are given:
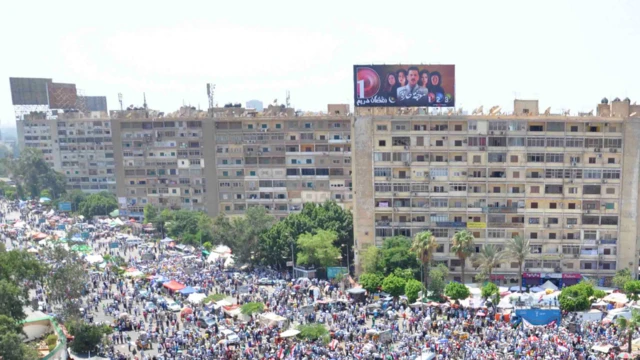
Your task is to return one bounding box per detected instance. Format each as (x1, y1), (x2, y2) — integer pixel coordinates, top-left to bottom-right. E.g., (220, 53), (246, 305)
(179, 286), (196, 295)
(604, 292), (628, 304)
(279, 329), (300, 338)
(85, 254), (104, 264)
(212, 245), (232, 255)
(540, 280), (559, 291)
(187, 293), (206, 304)
(160, 237), (173, 243)
(39, 197), (51, 203)
(163, 281), (186, 291)
(109, 209), (119, 218)
(530, 287), (544, 293)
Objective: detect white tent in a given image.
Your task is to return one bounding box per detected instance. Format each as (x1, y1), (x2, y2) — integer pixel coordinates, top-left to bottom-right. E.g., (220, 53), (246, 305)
(212, 245), (232, 255)
(603, 292), (628, 304)
(85, 254), (104, 264)
(187, 293), (206, 304)
(160, 237), (173, 243)
(207, 252), (221, 263)
(259, 312), (287, 327)
(540, 280), (559, 291)
(223, 257), (235, 268)
(279, 329), (300, 338)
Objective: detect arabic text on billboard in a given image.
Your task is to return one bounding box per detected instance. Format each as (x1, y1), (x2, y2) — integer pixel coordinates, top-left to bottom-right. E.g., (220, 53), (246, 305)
(354, 64), (455, 108)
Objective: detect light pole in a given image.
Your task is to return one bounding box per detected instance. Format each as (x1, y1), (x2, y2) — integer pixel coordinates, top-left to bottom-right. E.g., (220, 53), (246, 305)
(342, 243), (350, 275)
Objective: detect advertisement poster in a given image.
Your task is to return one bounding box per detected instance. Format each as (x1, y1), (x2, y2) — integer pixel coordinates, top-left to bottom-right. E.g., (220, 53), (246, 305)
(354, 64), (455, 107)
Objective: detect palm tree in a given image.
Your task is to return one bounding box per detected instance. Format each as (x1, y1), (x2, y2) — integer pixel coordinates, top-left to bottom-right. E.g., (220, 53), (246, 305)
(450, 230), (475, 284)
(411, 231), (438, 289)
(617, 308), (640, 353)
(473, 244), (505, 281)
(505, 236), (530, 291)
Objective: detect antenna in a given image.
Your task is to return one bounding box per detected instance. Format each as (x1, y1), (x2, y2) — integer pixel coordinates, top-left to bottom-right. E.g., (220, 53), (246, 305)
(118, 93), (123, 111)
(286, 90), (290, 108)
(143, 93), (148, 110)
(206, 83), (216, 117)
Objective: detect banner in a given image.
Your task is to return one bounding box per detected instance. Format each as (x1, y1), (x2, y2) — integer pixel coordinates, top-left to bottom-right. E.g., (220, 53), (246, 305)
(467, 222), (487, 229)
(354, 64), (455, 107)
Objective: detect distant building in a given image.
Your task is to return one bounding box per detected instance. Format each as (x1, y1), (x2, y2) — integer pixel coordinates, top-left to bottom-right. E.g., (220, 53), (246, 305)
(246, 100), (264, 112)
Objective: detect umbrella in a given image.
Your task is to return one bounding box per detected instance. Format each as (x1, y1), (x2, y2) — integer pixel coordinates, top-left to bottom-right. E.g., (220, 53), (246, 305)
(181, 307), (193, 315)
(476, 311), (486, 317)
(618, 353), (632, 359)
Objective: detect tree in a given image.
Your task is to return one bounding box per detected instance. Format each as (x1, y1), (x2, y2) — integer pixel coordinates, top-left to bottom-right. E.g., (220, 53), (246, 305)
(618, 309), (640, 353)
(624, 280), (640, 301)
(202, 242), (213, 252)
(67, 321), (104, 354)
(297, 323), (328, 340)
(481, 282), (500, 306)
(380, 236), (420, 276)
(381, 274), (406, 298)
(473, 244), (505, 281)
(428, 264), (449, 301)
(358, 273), (383, 293)
(143, 204), (159, 225)
(445, 282), (471, 300)
(57, 190), (87, 213)
(405, 279), (424, 303)
(359, 245), (383, 274)
(0, 331), (39, 360)
(46, 248), (88, 304)
(504, 236), (530, 291)
(241, 302), (265, 316)
(593, 289), (607, 300)
(78, 192), (118, 218)
(2, 148), (66, 199)
(227, 206), (274, 263)
(613, 268), (633, 289)
(450, 230), (475, 284)
(411, 231), (438, 288)
(296, 230), (340, 268)
(558, 281), (594, 312)
(0, 280), (27, 321)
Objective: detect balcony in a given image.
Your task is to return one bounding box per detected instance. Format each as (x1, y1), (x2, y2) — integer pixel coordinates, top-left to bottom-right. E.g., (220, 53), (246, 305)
(484, 205), (519, 214)
(488, 222), (525, 228)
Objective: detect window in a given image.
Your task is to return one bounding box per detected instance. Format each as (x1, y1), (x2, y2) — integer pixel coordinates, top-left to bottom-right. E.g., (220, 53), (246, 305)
(508, 137), (525, 146)
(527, 153), (544, 162)
(550, 203), (557, 209)
(547, 122), (565, 132)
(431, 168), (448, 177)
(454, 140), (462, 147)
(566, 138), (584, 147)
(374, 168), (392, 177)
(527, 138), (545, 147)
(588, 157), (596, 164)
(531, 186), (540, 194)
(546, 138), (565, 147)
(473, 155), (481, 163)
(450, 183), (467, 191)
(378, 140), (386, 146)
(376, 125), (388, 131)
(488, 230), (506, 238)
(488, 153), (507, 162)
(608, 158), (616, 164)
(247, 124), (254, 129)
(568, 187), (578, 194)
(546, 153), (564, 163)
(510, 155), (518, 163)
(374, 152), (391, 162)
(584, 169), (602, 179)
(468, 121), (477, 131)
(513, 171), (520, 179)
(606, 188), (616, 195)
(531, 202), (538, 209)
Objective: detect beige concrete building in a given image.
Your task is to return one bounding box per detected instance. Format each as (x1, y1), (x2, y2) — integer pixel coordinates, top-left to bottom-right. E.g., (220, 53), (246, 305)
(352, 99), (640, 286)
(111, 104), (353, 219)
(16, 111), (116, 193)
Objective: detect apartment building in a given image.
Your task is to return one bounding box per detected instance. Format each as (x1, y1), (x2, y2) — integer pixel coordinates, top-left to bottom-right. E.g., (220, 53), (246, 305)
(353, 99), (640, 286)
(16, 112), (116, 193)
(111, 104), (353, 219)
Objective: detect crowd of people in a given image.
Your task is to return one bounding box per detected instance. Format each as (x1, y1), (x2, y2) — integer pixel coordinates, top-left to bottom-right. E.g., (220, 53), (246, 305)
(2, 199), (639, 359)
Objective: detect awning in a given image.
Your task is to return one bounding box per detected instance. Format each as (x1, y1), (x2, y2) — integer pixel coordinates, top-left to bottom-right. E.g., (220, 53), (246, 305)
(179, 286), (196, 295)
(279, 329), (300, 338)
(163, 280), (186, 291)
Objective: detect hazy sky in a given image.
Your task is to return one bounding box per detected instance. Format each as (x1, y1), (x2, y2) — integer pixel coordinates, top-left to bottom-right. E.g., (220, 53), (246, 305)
(1, 0), (639, 125)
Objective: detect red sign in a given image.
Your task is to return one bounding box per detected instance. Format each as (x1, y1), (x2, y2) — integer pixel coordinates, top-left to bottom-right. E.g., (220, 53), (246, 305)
(490, 275), (505, 280)
(562, 273), (582, 279)
(522, 273), (541, 278)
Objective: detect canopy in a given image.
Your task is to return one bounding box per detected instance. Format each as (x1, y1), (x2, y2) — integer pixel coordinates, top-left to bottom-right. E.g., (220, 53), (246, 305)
(39, 197), (51, 203)
(604, 292), (628, 304)
(85, 254), (104, 264)
(187, 293), (206, 304)
(160, 237), (173, 243)
(109, 209), (119, 218)
(124, 270), (143, 277)
(347, 288), (366, 295)
(540, 280), (559, 291)
(530, 287), (544, 293)
(279, 329), (300, 338)
(163, 280), (186, 291)
(212, 245), (232, 255)
(179, 286), (196, 295)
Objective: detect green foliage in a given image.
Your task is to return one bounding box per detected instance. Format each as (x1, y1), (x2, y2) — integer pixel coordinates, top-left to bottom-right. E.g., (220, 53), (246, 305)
(57, 190), (86, 213)
(0, 331), (39, 360)
(143, 204), (159, 226)
(428, 264), (449, 300)
(46, 334), (58, 351)
(405, 279), (424, 303)
(593, 289), (607, 299)
(380, 236), (420, 276)
(393, 268), (415, 280)
(67, 321), (105, 354)
(3, 148), (66, 199)
(46, 248), (88, 303)
(297, 323), (328, 340)
(202, 242), (213, 252)
(156, 208), (214, 246)
(360, 245), (382, 274)
(450, 230), (475, 284)
(240, 302), (265, 315)
(213, 206), (274, 263)
(381, 274), (406, 298)
(203, 294), (226, 303)
(481, 282), (500, 300)
(504, 236), (530, 291)
(473, 245), (505, 279)
(296, 230), (340, 268)
(411, 231), (438, 286)
(624, 280), (640, 301)
(358, 273), (383, 293)
(558, 281), (595, 311)
(613, 268), (633, 289)
(617, 309), (640, 353)
(78, 192), (118, 218)
(0, 280), (27, 321)
(445, 282), (471, 300)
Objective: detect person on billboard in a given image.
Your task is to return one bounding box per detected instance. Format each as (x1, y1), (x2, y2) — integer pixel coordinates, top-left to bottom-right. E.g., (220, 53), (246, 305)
(420, 70), (430, 89)
(396, 66), (428, 103)
(396, 69), (407, 88)
(383, 73), (398, 99)
(428, 71), (446, 103)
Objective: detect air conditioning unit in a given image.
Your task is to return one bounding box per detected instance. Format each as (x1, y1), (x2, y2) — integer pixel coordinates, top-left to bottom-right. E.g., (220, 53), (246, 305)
(490, 131), (495, 135)
(479, 146), (486, 150)
(567, 225), (574, 228)
(573, 254), (579, 258)
(412, 192), (417, 196)
(611, 148), (617, 153)
(442, 136), (447, 140)
(404, 146), (410, 150)
(385, 176), (391, 181)
(257, 152), (262, 155)
(594, 148), (600, 152)
(404, 161), (410, 166)
(586, 210), (591, 214)
(602, 179), (607, 183)
(393, 192), (398, 196)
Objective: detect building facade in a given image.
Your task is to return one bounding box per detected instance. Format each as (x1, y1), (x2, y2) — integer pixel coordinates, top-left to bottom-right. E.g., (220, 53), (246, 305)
(16, 112), (116, 193)
(353, 99), (640, 286)
(111, 104), (353, 219)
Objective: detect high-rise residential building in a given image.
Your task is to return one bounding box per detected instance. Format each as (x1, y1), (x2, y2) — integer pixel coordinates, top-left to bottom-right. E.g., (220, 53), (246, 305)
(16, 111), (116, 193)
(111, 104), (352, 219)
(352, 99), (640, 286)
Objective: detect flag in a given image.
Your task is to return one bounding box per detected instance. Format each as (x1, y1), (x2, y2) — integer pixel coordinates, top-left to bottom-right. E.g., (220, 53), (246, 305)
(538, 294), (544, 303)
(277, 347), (284, 359)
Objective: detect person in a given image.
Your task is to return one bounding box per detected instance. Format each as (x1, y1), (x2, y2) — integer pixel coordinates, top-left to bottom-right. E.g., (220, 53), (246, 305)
(397, 66), (428, 103)
(428, 71), (445, 103)
(396, 69), (407, 89)
(419, 70), (430, 89)
(383, 73), (398, 99)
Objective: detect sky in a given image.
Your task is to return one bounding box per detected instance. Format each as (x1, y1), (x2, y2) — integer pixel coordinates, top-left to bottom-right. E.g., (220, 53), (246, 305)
(1, 0), (639, 126)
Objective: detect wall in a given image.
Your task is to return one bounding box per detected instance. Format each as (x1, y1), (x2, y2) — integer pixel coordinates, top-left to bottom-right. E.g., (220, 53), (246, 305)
(620, 118), (640, 278)
(352, 114), (375, 273)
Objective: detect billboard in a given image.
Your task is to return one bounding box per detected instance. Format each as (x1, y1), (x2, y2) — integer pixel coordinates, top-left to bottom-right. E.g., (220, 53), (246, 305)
(9, 77), (51, 105)
(353, 64), (455, 107)
(58, 202), (72, 211)
(48, 82), (78, 109)
(82, 96), (108, 111)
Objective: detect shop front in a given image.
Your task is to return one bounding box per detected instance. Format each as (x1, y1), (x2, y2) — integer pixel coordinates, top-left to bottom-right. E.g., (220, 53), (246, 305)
(522, 272), (582, 289)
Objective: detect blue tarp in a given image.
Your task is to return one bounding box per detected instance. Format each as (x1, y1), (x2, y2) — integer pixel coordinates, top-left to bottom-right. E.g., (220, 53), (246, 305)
(515, 309), (562, 326)
(179, 286), (196, 295)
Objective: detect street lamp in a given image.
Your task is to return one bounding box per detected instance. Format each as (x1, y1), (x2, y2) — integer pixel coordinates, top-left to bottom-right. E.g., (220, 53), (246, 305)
(341, 243), (350, 275)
